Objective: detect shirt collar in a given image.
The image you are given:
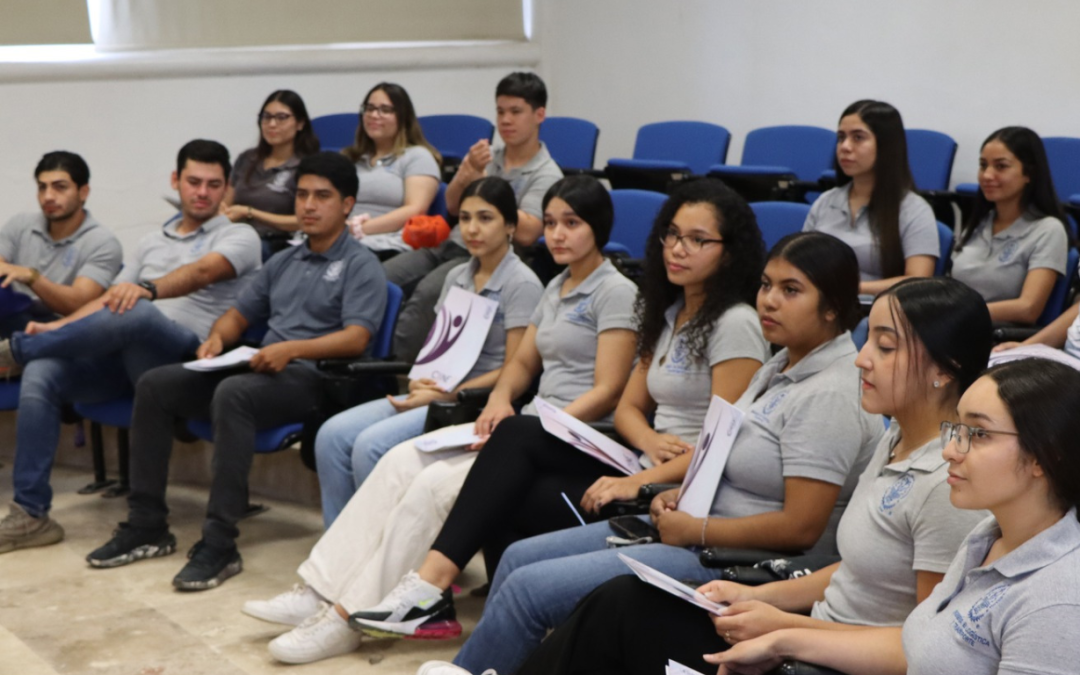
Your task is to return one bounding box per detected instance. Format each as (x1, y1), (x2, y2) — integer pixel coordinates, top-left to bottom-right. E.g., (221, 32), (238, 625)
(30, 209), (100, 245)
(162, 213), (231, 240)
(463, 249), (521, 293)
(882, 428), (946, 475)
(984, 210), (1052, 241)
(299, 228), (352, 261)
(490, 142), (553, 175)
(825, 183), (860, 219)
(978, 508), (1080, 579)
(770, 331), (856, 384)
(554, 258), (619, 300)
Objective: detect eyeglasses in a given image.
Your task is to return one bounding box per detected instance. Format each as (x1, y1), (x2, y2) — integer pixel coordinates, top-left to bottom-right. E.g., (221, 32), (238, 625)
(939, 421), (1020, 454)
(259, 112), (294, 124)
(363, 104), (396, 117)
(659, 227), (723, 254)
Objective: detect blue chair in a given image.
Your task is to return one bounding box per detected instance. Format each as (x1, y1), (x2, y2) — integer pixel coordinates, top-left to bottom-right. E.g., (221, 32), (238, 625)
(417, 115), (494, 166)
(906, 129), (957, 192)
(936, 222), (954, 276)
(539, 116), (599, 172)
(608, 189), (669, 259)
(709, 125), (835, 202)
(851, 317), (869, 351)
(310, 113), (360, 153)
(428, 182), (449, 220)
(606, 121), (731, 192)
(749, 201), (811, 252)
(1037, 247), (1079, 326)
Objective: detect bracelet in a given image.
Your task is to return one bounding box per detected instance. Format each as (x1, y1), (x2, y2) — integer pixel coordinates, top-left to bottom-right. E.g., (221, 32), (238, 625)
(247, 205), (254, 221)
(26, 268), (40, 286)
(700, 516), (709, 547)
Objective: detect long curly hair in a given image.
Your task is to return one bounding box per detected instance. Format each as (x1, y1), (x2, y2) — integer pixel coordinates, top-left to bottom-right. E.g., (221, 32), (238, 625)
(635, 178), (765, 364)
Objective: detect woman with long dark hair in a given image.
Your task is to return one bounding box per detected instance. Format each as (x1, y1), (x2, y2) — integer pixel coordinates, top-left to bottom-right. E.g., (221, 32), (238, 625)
(342, 82), (442, 254)
(804, 100), (938, 295)
(221, 90), (320, 253)
(951, 127), (1070, 324)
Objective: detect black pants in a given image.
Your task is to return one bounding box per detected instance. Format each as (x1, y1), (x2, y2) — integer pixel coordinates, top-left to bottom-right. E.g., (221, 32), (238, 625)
(516, 575), (725, 675)
(126, 362), (324, 547)
(430, 415), (622, 578)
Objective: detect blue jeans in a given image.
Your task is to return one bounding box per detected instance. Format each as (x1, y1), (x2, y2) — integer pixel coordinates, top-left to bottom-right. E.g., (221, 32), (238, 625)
(313, 397), (430, 527)
(12, 301), (200, 517)
(452, 518), (725, 675)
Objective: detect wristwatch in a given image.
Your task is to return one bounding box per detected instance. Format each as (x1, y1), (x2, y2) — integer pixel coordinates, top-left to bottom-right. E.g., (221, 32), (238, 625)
(138, 280), (158, 300)
(25, 268), (40, 286)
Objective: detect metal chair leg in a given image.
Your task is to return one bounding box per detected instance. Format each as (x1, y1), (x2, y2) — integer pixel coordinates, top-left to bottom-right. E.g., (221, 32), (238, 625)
(78, 421), (117, 494)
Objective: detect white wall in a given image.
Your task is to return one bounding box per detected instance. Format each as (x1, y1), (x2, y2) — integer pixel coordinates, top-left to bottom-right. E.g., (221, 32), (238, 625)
(537, 0), (1080, 190)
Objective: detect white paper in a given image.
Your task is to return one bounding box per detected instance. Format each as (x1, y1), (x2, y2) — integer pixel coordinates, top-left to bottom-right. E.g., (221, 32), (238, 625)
(988, 343), (1080, 371)
(618, 553), (727, 616)
(533, 396), (641, 475)
(667, 660), (708, 675)
(183, 346), (260, 372)
(676, 396), (744, 518)
(414, 426), (483, 453)
(409, 287), (500, 391)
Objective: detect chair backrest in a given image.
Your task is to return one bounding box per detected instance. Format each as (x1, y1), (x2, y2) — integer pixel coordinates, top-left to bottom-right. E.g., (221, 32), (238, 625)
(1043, 137), (1080, 202)
(749, 201), (810, 252)
(539, 116), (600, 171)
(418, 114), (494, 163)
(633, 121), (731, 175)
(906, 129), (957, 192)
(609, 189), (669, 258)
(1037, 246), (1079, 326)
(428, 182), (449, 219)
(311, 113), (360, 153)
(374, 282), (405, 359)
(740, 125), (835, 182)
(936, 221), (954, 276)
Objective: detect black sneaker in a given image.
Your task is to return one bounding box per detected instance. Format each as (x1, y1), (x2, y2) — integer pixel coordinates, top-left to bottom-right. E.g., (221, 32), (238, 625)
(172, 539), (242, 591)
(86, 523), (176, 568)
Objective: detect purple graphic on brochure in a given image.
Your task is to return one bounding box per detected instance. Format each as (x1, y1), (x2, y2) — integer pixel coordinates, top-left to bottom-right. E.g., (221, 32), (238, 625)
(415, 300), (473, 365)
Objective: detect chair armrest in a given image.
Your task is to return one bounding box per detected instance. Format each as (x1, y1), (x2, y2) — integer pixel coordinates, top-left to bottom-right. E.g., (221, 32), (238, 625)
(317, 358), (413, 376)
(457, 387), (493, 405)
(992, 327), (1038, 343)
(638, 483), (680, 499)
(699, 547), (796, 568)
(772, 662), (846, 675)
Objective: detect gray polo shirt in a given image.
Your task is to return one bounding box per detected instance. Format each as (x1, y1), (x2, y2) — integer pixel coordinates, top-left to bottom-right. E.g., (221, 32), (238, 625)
(448, 142), (564, 247)
(527, 259), (637, 415)
(902, 508), (1080, 675)
(435, 250), (543, 382)
(0, 210), (122, 312)
(711, 333), (884, 555)
(813, 426), (986, 626)
(236, 229), (387, 354)
(646, 301), (768, 444)
(951, 211), (1068, 304)
(351, 145), (441, 253)
(116, 214), (261, 341)
(231, 148), (300, 237)
(803, 184), (938, 281)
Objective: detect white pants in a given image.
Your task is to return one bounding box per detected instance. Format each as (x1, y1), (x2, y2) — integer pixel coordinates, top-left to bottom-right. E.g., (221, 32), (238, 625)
(297, 423), (478, 612)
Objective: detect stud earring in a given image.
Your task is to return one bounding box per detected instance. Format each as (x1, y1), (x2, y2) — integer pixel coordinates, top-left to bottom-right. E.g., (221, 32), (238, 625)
(933, 381), (941, 389)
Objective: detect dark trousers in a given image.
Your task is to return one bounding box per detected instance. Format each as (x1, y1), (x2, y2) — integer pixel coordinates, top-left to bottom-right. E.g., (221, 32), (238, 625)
(516, 575), (724, 675)
(126, 362), (324, 547)
(430, 415), (621, 578)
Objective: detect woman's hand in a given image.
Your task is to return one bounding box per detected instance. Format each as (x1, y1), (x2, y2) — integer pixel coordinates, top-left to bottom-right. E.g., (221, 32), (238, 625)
(697, 580), (757, 606)
(347, 213), (371, 239)
(470, 397), (515, 449)
(712, 601), (799, 644)
(408, 377), (443, 393)
(222, 204), (250, 223)
(992, 341), (1022, 353)
(705, 631), (786, 675)
(387, 388), (453, 412)
(25, 320), (62, 335)
(640, 432), (694, 465)
(648, 488), (681, 523)
(655, 509), (699, 546)
(580, 475), (644, 514)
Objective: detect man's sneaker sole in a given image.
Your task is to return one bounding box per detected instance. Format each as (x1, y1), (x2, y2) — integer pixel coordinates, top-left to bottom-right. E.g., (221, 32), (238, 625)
(0, 519), (64, 554)
(172, 557), (243, 591)
(86, 535), (177, 569)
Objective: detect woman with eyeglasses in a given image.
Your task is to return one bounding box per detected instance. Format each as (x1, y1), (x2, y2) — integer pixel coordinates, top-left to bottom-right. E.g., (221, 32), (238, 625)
(711, 357), (1080, 675)
(221, 90), (320, 256)
(343, 82), (442, 255)
(495, 276), (992, 675)
(804, 100), (938, 295)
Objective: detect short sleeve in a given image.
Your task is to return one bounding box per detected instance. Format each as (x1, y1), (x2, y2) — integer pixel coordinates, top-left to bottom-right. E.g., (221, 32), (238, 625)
(591, 276), (638, 333)
(910, 479), (985, 573)
(500, 272), (545, 331)
(530, 279), (559, 326)
(898, 193), (941, 260)
(230, 149), (254, 187)
(1025, 218), (1069, 274)
(802, 192), (825, 232)
(779, 388), (867, 485)
(115, 235), (152, 285)
(0, 216), (20, 261)
(75, 232), (123, 289)
(401, 146), (441, 180)
(208, 224), (262, 277)
(234, 261), (274, 325)
(434, 263), (467, 310)
(707, 304), (768, 366)
(341, 253), (388, 336)
(998, 605), (1080, 675)
(517, 158), (564, 219)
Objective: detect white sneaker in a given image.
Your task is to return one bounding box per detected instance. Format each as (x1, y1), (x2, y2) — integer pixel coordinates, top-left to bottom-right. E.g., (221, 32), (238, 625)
(268, 605), (363, 664)
(417, 662), (498, 675)
(349, 570), (453, 637)
(243, 584), (327, 626)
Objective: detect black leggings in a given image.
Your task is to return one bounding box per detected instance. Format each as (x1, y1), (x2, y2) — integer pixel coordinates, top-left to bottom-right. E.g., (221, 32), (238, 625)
(516, 575), (725, 675)
(430, 414), (622, 577)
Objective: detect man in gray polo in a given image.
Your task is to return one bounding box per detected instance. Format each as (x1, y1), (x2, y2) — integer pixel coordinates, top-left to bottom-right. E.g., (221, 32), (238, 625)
(385, 72), (564, 361)
(0, 151), (122, 337)
(0, 139), (261, 555)
(88, 152), (388, 592)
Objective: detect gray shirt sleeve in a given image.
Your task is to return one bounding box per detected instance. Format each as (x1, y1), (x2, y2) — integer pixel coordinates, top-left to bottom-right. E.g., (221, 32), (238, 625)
(707, 304), (768, 365)
(341, 253), (388, 335)
(518, 161), (564, 219)
(1026, 217), (1070, 273)
(802, 194), (824, 232)
(75, 233), (124, 289)
(115, 236), (151, 285)
(591, 277), (638, 333)
(502, 275), (545, 330)
(401, 145), (441, 180)
(898, 192), (941, 260)
(234, 260), (274, 325)
(208, 224), (262, 278)
(0, 216), (18, 261)
(910, 479), (986, 573)
(781, 389), (867, 485)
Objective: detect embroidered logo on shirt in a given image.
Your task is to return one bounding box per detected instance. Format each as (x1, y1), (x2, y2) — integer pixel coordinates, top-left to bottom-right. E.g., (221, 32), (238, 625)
(62, 245), (77, 269)
(950, 583), (1009, 649)
(879, 473), (915, 515)
(564, 297), (594, 327)
(750, 390), (788, 424)
(190, 236), (207, 257)
(268, 170), (292, 193)
(998, 240), (1020, 264)
(323, 260), (344, 282)
(662, 334), (693, 375)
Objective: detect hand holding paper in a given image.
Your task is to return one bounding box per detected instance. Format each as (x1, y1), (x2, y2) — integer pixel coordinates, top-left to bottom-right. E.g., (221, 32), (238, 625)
(183, 346), (259, 372)
(677, 396), (744, 518)
(409, 287), (499, 391)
